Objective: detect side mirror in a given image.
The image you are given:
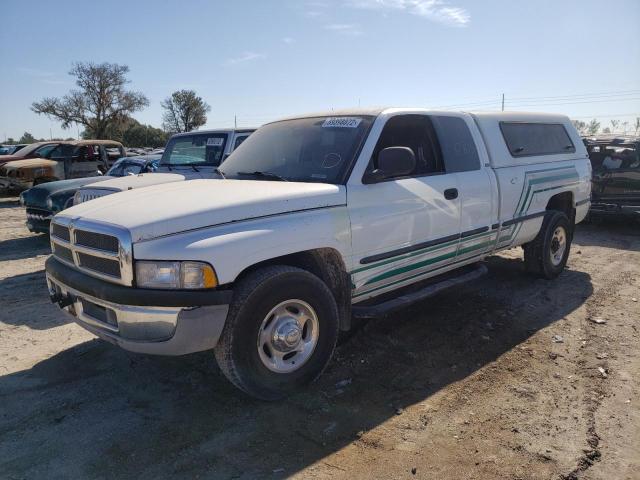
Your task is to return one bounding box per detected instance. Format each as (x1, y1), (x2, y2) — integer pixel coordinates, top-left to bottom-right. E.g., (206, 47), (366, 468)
(365, 147), (416, 183)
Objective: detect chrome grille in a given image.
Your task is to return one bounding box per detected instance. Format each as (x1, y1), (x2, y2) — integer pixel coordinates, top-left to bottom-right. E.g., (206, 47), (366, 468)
(75, 230), (119, 253)
(77, 252), (121, 278)
(52, 243), (74, 263)
(74, 188), (113, 205)
(49, 218), (133, 286)
(51, 223), (70, 242)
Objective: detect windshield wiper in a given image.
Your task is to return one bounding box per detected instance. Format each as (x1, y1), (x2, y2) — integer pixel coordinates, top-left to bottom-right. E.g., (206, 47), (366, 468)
(236, 171), (289, 182)
(190, 164), (200, 172)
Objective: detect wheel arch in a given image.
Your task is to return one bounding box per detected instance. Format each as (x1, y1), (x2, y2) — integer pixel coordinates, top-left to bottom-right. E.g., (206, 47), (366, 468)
(546, 191), (575, 229)
(235, 248), (352, 331)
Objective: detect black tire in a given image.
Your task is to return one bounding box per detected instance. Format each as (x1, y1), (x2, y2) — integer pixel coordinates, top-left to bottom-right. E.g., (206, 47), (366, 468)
(523, 211), (572, 279)
(214, 265), (340, 400)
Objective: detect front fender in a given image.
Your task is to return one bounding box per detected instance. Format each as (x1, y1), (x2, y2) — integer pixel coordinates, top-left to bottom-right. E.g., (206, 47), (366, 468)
(132, 207), (353, 285)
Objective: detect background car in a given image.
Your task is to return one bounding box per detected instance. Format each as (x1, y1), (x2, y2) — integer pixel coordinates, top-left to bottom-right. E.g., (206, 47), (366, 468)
(0, 144), (28, 155)
(0, 140), (126, 191)
(0, 141), (61, 165)
(20, 154), (159, 233)
(584, 134), (640, 220)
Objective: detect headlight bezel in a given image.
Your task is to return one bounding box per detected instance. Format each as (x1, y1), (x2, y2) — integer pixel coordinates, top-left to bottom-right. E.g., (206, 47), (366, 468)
(135, 260), (218, 290)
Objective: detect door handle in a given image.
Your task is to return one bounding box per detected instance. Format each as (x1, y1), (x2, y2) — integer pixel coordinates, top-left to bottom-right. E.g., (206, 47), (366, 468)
(444, 188), (458, 200)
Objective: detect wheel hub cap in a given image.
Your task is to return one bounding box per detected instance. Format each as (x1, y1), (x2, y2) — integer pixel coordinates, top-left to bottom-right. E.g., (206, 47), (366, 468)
(550, 226), (567, 266)
(257, 299), (320, 373)
(273, 320), (302, 351)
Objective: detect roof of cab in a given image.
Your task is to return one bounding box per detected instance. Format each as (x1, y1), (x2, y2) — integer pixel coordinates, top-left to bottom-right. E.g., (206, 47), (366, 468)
(268, 108), (573, 125)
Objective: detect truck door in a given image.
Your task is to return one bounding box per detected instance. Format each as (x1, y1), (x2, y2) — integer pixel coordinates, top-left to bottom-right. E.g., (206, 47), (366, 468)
(69, 145), (100, 178)
(430, 115), (497, 260)
(348, 114), (462, 301)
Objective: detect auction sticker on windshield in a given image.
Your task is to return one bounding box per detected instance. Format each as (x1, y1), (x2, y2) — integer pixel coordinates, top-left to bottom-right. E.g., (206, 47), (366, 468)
(322, 117), (362, 128)
(206, 138), (224, 146)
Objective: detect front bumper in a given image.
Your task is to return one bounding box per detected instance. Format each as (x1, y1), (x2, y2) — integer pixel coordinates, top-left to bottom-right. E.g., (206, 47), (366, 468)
(0, 176), (31, 190)
(45, 256), (232, 355)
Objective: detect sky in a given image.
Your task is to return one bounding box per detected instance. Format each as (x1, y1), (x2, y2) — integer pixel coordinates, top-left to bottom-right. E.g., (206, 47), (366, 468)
(1, 0), (639, 141)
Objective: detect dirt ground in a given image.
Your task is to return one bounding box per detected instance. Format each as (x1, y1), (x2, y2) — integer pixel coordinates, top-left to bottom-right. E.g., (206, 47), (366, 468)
(0, 195), (638, 480)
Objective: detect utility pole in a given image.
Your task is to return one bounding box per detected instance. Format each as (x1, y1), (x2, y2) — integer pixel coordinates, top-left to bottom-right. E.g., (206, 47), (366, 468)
(501, 93), (505, 112)
(234, 115), (237, 128)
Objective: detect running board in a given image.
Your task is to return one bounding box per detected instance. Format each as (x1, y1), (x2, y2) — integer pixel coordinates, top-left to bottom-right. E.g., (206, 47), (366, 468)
(352, 263), (488, 320)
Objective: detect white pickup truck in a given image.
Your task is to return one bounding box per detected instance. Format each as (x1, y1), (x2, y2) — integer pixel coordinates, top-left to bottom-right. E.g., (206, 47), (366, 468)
(72, 128), (254, 204)
(45, 108), (591, 399)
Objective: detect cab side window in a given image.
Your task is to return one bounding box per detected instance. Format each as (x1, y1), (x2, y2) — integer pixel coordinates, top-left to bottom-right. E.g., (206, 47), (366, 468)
(367, 115), (444, 179)
(233, 134), (249, 150)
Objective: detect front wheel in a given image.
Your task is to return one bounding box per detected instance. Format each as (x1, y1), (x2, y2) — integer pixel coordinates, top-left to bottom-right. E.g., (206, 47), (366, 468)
(523, 211), (572, 279)
(214, 265), (340, 400)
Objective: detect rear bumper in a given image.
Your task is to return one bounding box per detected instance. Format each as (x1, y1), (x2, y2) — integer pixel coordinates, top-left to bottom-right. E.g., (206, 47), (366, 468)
(590, 202), (640, 217)
(45, 256), (232, 355)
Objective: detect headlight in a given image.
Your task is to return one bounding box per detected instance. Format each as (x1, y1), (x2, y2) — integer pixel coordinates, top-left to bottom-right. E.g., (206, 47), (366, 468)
(135, 261), (218, 289)
(46, 197), (54, 210)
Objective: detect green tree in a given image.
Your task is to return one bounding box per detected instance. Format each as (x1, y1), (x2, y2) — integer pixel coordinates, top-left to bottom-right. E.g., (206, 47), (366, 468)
(18, 132), (36, 143)
(122, 122), (168, 147)
(161, 89), (210, 133)
(602, 127), (611, 134)
(32, 62), (149, 139)
(586, 119), (600, 135)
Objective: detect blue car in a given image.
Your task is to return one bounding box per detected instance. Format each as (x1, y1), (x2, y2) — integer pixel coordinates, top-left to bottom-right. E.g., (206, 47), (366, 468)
(20, 155), (160, 233)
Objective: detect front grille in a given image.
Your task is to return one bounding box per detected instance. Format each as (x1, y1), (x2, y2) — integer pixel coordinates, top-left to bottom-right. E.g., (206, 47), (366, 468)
(49, 220), (130, 285)
(74, 189), (111, 205)
(75, 230), (119, 253)
(77, 253), (121, 278)
(51, 223), (70, 242)
(26, 208), (52, 222)
(52, 243), (74, 263)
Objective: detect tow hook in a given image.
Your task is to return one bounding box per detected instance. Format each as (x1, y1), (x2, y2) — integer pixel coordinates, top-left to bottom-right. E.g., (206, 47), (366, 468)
(50, 293), (74, 309)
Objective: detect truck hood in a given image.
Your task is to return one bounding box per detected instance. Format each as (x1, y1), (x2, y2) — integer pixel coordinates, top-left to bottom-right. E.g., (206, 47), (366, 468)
(80, 172), (188, 191)
(22, 176), (114, 209)
(1, 158), (57, 171)
(60, 179), (346, 242)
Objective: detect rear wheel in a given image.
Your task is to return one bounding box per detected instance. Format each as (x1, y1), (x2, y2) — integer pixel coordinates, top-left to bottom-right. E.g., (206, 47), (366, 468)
(214, 265), (340, 400)
(523, 211), (572, 279)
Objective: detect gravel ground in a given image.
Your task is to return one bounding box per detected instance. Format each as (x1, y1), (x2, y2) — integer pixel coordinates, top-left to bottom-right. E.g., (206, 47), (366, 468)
(0, 195), (638, 480)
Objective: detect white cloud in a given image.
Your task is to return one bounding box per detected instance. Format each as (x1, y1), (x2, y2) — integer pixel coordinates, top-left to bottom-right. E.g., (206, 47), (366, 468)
(324, 23), (364, 36)
(282, 37), (295, 44)
(225, 51), (267, 65)
(346, 0), (470, 27)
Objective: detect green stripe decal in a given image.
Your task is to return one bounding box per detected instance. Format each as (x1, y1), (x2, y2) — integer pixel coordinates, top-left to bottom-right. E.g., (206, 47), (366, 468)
(354, 243), (492, 298)
(351, 165), (581, 298)
(350, 229), (493, 275)
(363, 240), (493, 287)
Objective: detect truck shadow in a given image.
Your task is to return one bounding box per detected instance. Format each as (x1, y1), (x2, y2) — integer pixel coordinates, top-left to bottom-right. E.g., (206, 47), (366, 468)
(0, 234), (50, 261)
(574, 220), (640, 252)
(0, 255), (593, 479)
(0, 270), (71, 330)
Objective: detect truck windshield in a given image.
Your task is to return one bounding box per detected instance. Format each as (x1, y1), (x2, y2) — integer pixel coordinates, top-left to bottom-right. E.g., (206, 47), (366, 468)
(160, 133), (228, 166)
(220, 116), (374, 184)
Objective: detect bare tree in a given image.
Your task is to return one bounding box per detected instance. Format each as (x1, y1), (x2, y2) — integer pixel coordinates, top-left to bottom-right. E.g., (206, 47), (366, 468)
(161, 90), (210, 133)
(32, 62), (149, 139)
(610, 119), (620, 133)
(572, 119), (587, 135)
